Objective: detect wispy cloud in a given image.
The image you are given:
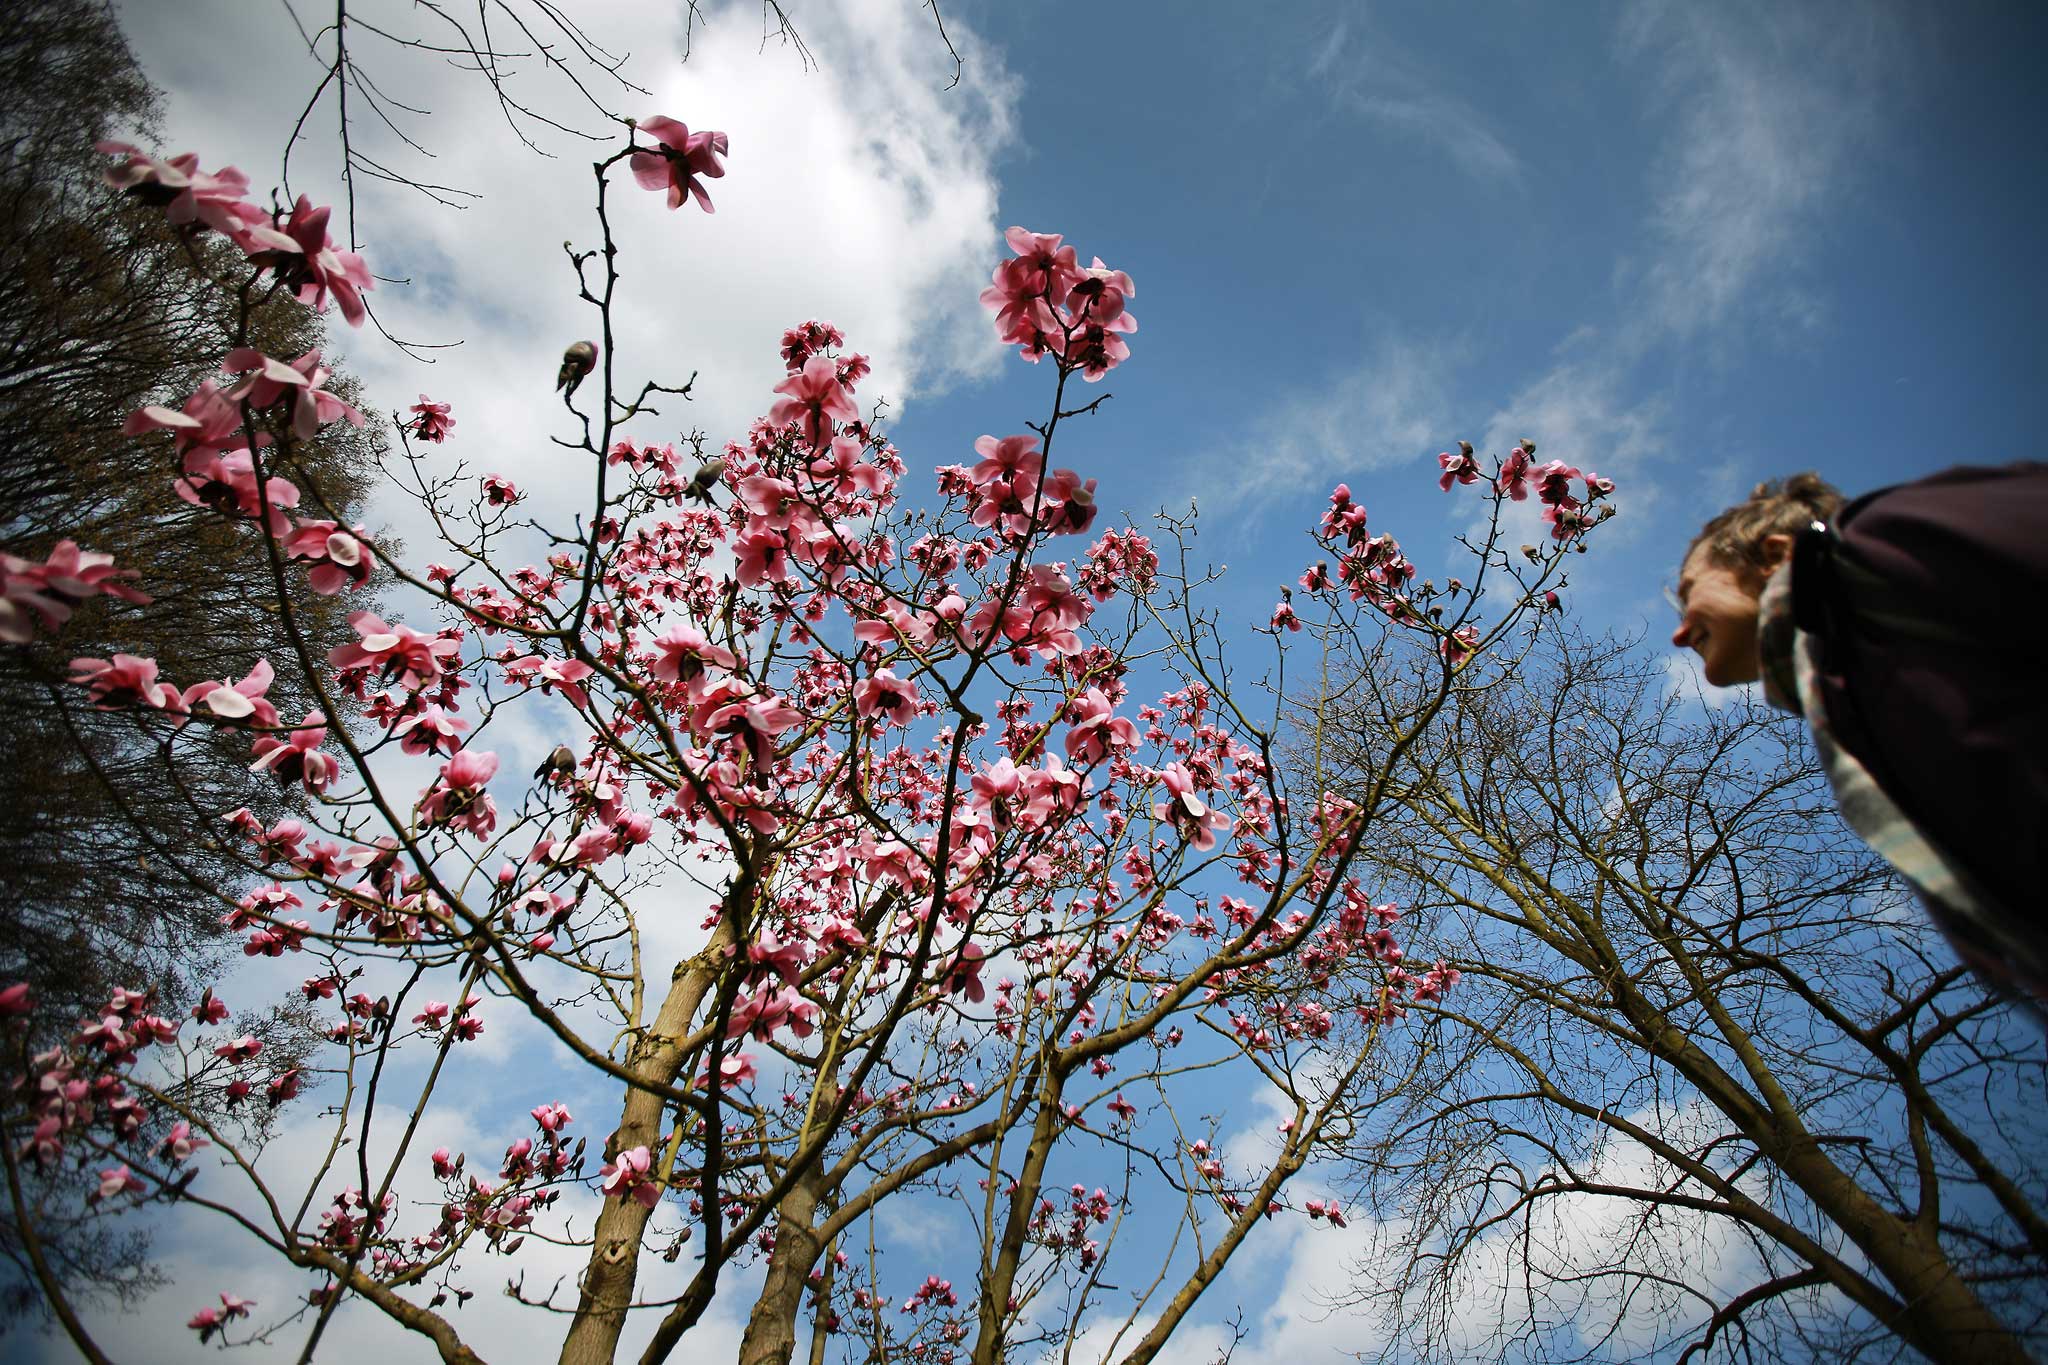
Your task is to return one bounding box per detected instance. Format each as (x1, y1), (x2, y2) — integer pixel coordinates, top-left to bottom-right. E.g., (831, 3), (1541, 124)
(1306, 20), (1522, 186)
(1177, 333), (1460, 538)
(1472, 349), (1670, 550)
(1233, 3), (1902, 513)
(1662, 650), (1756, 710)
(1621, 1), (1902, 339)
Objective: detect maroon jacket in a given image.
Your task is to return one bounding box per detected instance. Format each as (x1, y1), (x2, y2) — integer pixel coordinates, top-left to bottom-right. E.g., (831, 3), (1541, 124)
(1797, 463), (2048, 1000)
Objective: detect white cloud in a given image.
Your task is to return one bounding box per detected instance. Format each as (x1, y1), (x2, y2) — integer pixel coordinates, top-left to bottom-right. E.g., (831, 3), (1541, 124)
(1308, 21), (1522, 185)
(1478, 357), (1665, 503)
(1060, 1197), (1395, 1365)
(1619, 1), (1901, 340)
(1188, 1098), (1774, 1365)
(1228, 3), (1901, 515)
(1661, 648), (1756, 711)
(111, 0), (1018, 558)
(1182, 333), (1461, 535)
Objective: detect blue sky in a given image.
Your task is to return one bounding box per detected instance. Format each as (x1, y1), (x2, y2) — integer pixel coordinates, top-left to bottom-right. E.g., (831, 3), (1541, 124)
(911, 1), (2047, 659)
(13, 1), (2048, 1361)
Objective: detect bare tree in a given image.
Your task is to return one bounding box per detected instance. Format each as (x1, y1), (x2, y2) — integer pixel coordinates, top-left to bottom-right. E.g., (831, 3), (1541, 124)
(1300, 629), (2048, 1363)
(0, 0), (379, 1324)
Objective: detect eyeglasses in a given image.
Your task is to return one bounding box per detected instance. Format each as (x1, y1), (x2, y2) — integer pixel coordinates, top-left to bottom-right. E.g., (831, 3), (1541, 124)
(1661, 584), (1685, 619)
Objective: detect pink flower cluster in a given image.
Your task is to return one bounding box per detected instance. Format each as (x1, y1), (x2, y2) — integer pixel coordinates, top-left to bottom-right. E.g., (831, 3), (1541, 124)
(0, 540), (150, 643)
(186, 1292), (254, 1344)
(600, 1144), (661, 1208)
(1458, 440), (1616, 541)
(408, 396), (456, 443)
(981, 228), (1138, 381)
(943, 433), (1098, 545)
(101, 143), (373, 326)
(2, 121), (1650, 1349)
(2, 984), (278, 1198)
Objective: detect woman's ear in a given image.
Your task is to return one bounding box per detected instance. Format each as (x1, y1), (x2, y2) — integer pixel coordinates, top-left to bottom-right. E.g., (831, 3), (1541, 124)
(1759, 532), (1795, 572)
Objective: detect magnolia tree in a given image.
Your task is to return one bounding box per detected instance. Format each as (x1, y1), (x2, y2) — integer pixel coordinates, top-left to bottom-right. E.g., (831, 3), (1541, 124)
(0, 117), (1618, 1365)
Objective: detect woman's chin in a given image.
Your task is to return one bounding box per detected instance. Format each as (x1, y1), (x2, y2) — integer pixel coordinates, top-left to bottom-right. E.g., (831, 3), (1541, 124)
(1701, 654), (1758, 689)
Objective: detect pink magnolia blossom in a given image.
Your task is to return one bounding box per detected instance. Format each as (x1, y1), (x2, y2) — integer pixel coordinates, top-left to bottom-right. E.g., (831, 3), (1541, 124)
(809, 436), (886, 496)
(122, 379), (245, 461)
(981, 228), (1082, 354)
(90, 1170), (145, 1203)
(1531, 459), (1582, 508)
(746, 927), (807, 984)
(1038, 467), (1099, 535)
(20, 1116), (64, 1167)
(390, 705), (469, 757)
(726, 983), (818, 1042)
(970, 434), (1043, 488)
(328, 611), (461, 691)
(157, 1120), (211, 1164)
(249, 712), (339, 793)
(769, 355), (858, 448)
(504, 654), (594, 710)
(70, 653), (182, 712)
(185, 658), (280, 726)
(1497, 442), (1533, 499)
(1063, 687), (1138, 766)
(221, 348), (366, 439)
(733, 527), (791, 588)
(242, 195), (374, 326)
(816, 916), (868, 953)
(702, 695), (803, 769)
(703, 1051), (758, 1089)
(174, 446), (299, 532)
(599, 1144), (660, 1208)
(284, 520), (372, 595)
(188, 1291), (253, 1342)
(1066, 257), (1136, 329)
(1153, 763), (1232, 852)
(1065, 320), (1130, 382)
(1438, 448), (1483, 491)
(854, 668), (920, 728)
(0, 540), (151, 643)
(941, 942), (987, 1003)
(481, 474), (522, 507)
(630, 116), (728, 212)
(408, 396), (455, 443)
(780, 319), (844, 370)
(649, 621), (739, 686)
(1439, 625), (1481, 668)
(420, 750), (500, 837)
(97, 142), (263, 239)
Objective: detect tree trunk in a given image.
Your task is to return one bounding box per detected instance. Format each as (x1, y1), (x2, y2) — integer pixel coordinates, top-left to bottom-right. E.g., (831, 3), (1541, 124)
(1776, 1140), (2035, 1365)
(737, 1164), (824, 1365)
(558, 922), (734, 1365)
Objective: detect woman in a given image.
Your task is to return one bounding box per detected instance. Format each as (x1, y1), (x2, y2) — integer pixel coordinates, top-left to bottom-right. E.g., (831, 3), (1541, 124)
(1672, 465), (2048, 1013)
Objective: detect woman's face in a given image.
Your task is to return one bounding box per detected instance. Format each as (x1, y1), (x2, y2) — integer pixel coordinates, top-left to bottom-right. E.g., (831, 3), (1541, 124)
(1671, 545), (1769, 686)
